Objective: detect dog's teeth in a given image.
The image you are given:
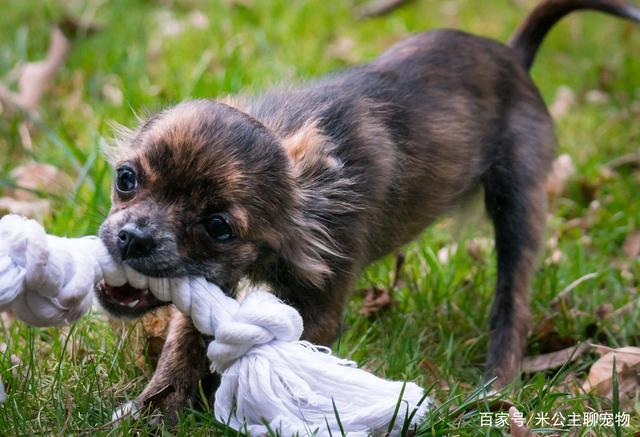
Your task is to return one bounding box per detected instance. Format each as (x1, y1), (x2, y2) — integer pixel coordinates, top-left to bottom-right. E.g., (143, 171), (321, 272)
(127, 299), (140, 308)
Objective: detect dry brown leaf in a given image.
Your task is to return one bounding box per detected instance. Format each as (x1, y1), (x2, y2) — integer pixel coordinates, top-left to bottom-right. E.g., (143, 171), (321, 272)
(141, 306), (174, 367)
(544, 248), (565, 266)
(6, 162), (73, 201)
(585, 89), (610, 104)
(0, 197), (51, 222)
(522, 343), (589, 373)
(58, 16), (103, 39)
(358, 253), (403, 316)
(187, 10), (209, 29)
(0, 27), (69, 150)
(622, 230), (640, 259)
(420, 359), (449, 390)
(467, 237), (492, 262)
(582, 346), (640, 408)
(509, 407), (538, 437)
(142, 306), (173, 338)
(101, 75), (124, 106)
(359, 286), (393, 316)
(606, 152), (640, 170)
(549, 86), (575, 119)
(546, 154), (575, 198)
(529, 324), (577, 355)
(0, 311), (14, 331)
(0, 27), (69, 113)
(326, 37), (357, 63)
(437, 243), (458, 264)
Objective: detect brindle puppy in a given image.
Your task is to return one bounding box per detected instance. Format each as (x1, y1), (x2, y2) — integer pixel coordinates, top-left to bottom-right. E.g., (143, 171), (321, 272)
(96, 0), (640, 423)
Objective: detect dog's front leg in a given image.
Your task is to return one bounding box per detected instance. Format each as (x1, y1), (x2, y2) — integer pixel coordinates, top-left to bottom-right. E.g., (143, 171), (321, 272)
(114, 308), (217, 425)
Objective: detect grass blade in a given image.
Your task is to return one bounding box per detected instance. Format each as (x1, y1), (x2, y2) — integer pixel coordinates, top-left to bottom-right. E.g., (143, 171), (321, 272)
(387, 380), (407, 434)
(612, 356), (621, 437)
(331, 398), (346, 437)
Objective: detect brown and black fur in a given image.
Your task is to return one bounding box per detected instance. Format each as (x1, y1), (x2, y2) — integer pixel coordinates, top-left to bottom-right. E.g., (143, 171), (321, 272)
(96, 0), (640, 422)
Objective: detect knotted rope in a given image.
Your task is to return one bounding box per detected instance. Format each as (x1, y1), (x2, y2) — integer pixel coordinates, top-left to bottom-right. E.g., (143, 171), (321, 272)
(0, 214), (430, 435)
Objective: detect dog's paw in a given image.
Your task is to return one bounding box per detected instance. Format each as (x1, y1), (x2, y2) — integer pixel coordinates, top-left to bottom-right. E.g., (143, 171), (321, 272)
(112, 399), (165, 426)
(112, 399), (142, 422)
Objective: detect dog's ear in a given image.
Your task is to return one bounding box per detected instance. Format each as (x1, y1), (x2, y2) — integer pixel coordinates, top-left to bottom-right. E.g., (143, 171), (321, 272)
(281, 120), (340, 174)
(277, 121), (352, 288)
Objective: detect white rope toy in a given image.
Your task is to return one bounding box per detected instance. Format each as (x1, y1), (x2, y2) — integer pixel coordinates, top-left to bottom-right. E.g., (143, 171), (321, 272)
(0, 214), (430, 435)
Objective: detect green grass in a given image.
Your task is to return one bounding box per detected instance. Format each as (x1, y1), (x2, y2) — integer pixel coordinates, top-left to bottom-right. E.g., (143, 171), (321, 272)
(1, 0), (639, 435)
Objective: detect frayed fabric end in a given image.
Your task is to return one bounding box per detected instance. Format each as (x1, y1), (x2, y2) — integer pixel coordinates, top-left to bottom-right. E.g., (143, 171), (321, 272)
(212, 341), (432, 436)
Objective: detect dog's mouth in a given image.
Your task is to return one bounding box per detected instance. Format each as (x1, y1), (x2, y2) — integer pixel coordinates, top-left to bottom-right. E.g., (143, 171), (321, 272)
(96, 281), (166, 318)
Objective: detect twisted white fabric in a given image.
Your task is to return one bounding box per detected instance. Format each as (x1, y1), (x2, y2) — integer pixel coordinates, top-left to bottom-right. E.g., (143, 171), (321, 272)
(0, 214), (430, 435)
(0, 214), (123, 325)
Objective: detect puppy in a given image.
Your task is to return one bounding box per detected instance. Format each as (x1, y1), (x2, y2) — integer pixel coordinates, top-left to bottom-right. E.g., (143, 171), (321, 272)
(96, 0), (640, 423)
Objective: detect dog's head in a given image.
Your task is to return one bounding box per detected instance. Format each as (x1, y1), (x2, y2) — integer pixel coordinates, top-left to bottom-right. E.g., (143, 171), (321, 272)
(97, 99), (339, 317)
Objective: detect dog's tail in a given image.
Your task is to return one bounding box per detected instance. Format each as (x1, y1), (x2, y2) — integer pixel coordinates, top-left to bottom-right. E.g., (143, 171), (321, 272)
(509, 0), (640, 70)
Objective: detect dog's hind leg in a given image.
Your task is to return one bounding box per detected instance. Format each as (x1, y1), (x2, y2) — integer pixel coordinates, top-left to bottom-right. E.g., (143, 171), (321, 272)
(482, 109), (554, 386)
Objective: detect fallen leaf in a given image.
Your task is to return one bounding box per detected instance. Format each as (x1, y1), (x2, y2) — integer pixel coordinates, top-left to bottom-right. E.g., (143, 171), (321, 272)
(355, 0), (415, 19)
(141, 306), (173, 367)
(585, 89), (610, 104)
(326, 37), (357, 63)
(546, 154), (575, 198)
(358, 253), (404, 316)
(529, 324), (577, 355)
(595, 303), (613, 320)
(187, 10), (209, 29)
(549, 85), (575, 119)
(0, 197), (51, 222)
(608, 296), (640, 320)
(437, 243), (458, 264)
(606, 152), (640, 170)
(359, 286), (393, 316)
(101, 75), (124, 106)
(0, 312), (13, 331)
(522, 343), (590, 373)
(544, 248), (565, 266)
(582, 346), (640, 408)
(509, 407), (538, 437)
(597, 65), (616, 91)
(6, 162), (73, 201)
(0, 343), (21, 380)
(142, 306), (172, 338)
(0, 27), (69, 113)
(58, 16), (102, 38)
(154, 10), (185, 38)
(0, 27), (69, 150)
(420, 359), (449, 390)
(622, 230), (640, 259)
(467, 237), (492, 262)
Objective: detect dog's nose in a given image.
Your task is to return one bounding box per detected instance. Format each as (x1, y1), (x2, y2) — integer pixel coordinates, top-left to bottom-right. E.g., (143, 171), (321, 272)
(117, 223), (155, 260)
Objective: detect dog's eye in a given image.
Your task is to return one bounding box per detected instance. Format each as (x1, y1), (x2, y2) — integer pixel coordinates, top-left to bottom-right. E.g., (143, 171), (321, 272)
(116, 167), (138, 194)
(205, 215), (234, 242)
